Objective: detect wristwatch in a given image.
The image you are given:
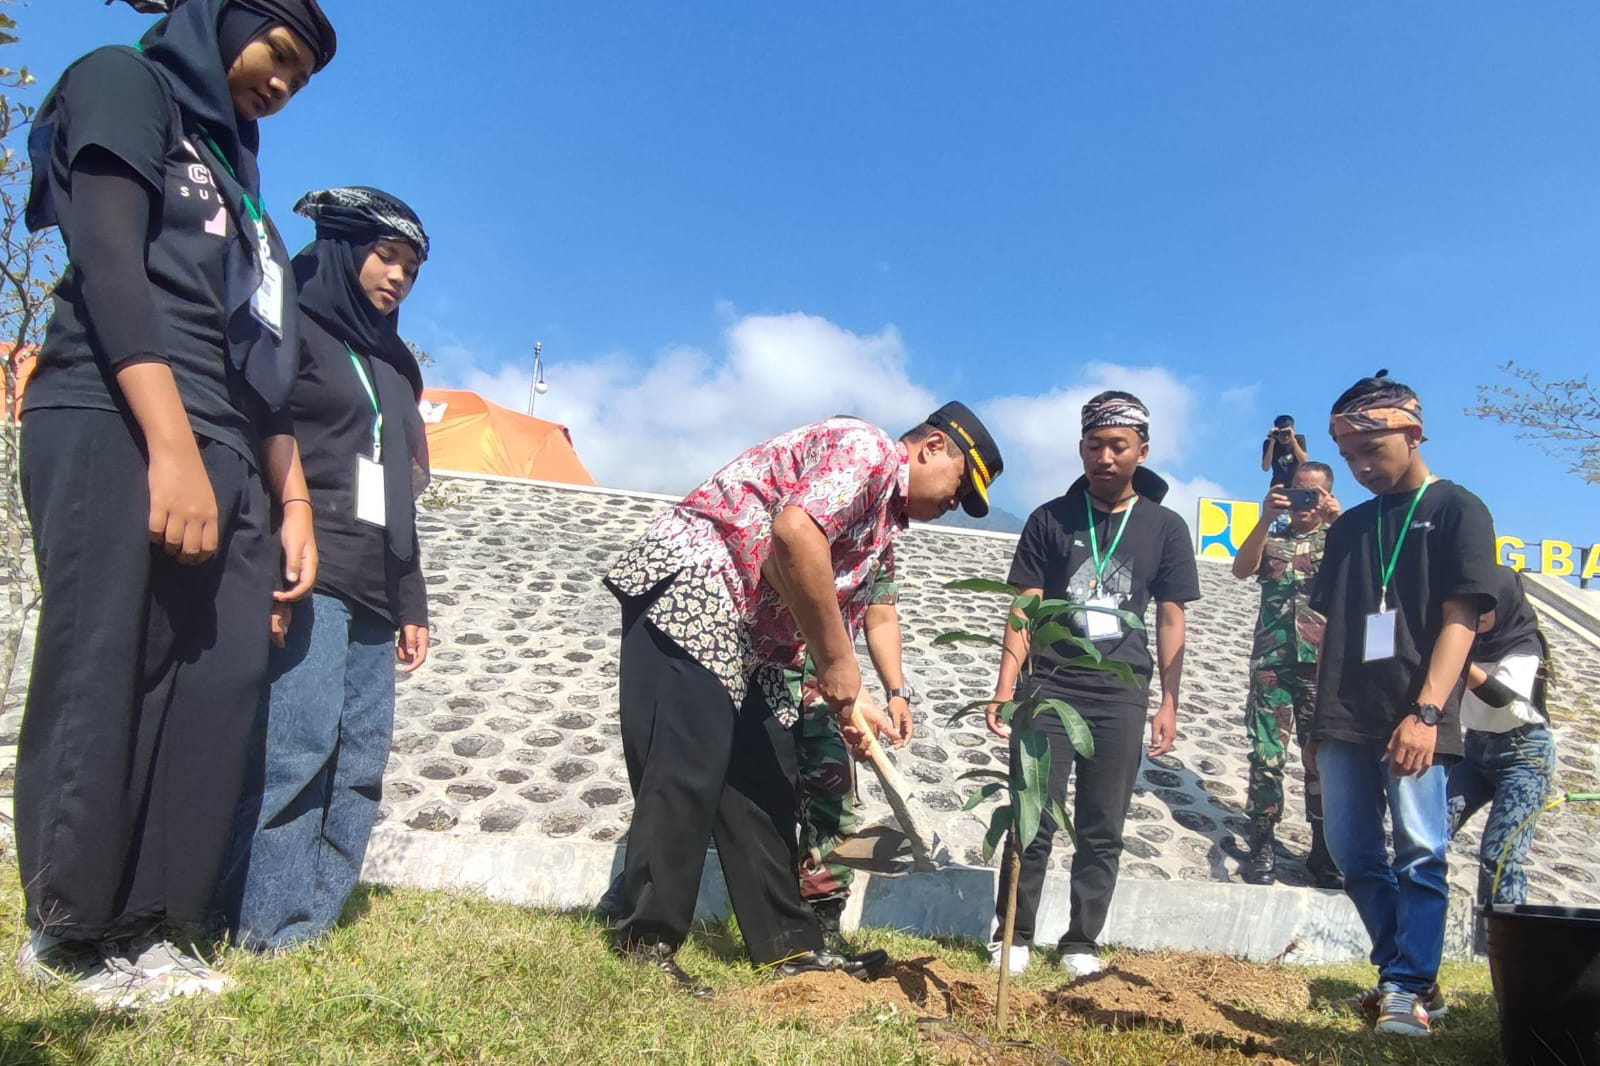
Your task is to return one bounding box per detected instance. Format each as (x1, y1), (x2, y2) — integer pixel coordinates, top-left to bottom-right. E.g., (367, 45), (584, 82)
(1411, 702), (1442, 727)
(886, 684), (915, 703)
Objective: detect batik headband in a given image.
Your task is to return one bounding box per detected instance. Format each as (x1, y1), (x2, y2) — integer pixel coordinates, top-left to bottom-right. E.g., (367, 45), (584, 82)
(1081, 395), (1151, 441)
(1328, 394), (1423, 439)
(294, 186), (430, 260)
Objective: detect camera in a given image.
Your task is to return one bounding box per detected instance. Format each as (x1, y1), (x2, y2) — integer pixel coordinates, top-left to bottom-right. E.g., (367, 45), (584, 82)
(1284, 488), (1320, 510)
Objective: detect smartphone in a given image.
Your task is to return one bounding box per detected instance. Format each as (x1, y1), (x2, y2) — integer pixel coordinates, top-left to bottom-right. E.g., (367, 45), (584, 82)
(1284, 488), (1320, 510)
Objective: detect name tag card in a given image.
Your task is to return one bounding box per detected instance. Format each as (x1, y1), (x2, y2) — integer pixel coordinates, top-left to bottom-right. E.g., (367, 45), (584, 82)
(1085, 593), (1122, 642)
(1363, 609), (1396, 662)
(251, 257), (285, 338)
(356, 456), (386, 528)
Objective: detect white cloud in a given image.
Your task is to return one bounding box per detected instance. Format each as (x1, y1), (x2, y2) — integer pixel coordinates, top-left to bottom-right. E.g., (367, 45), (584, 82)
(441, 314), (1242, 528)
(459, 312), (935, 497)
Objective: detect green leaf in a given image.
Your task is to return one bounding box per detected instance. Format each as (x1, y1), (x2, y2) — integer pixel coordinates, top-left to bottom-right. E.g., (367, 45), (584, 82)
(1037, 699), (1095, 759)
(1033, 598), (1079, 619)
(1007, 611), (1027, 632)
(944, 577), (1018, 597)
(1047, 655), (1136, 686)
(1010, 592), (1041, 615)
(982, 806), (1013, 863)
(931, 630), (1002, 649)
(1046, 797), (1076, 846)
(1013, 730), (1051, 851)
(961, 781), (1006, 811)
(957, 768), (1010, 783)
(1032, 621), (1100, 661)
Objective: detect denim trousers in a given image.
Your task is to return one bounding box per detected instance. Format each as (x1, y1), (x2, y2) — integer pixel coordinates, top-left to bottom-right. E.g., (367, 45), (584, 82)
(230, 592), (396, 950)
(1318, 738), (1450, 994)
(1448, 725), (1555, 909)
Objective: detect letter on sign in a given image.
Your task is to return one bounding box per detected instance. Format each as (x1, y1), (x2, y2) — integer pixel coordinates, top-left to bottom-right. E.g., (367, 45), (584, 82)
(1542, 540), (1575, 577)
(1497, 536), (1526, 571)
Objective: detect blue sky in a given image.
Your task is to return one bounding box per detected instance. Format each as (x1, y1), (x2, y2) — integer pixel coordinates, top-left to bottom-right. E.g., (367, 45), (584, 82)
(26, 2), (1600, 550)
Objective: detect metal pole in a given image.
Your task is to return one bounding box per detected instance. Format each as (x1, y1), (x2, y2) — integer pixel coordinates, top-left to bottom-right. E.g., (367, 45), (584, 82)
(527, 341), (543, 417)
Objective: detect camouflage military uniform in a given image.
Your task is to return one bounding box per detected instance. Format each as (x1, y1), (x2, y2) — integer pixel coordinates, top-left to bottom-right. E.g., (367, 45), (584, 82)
(1245, 526), (1327, 824)
(796, 568), (899, 906)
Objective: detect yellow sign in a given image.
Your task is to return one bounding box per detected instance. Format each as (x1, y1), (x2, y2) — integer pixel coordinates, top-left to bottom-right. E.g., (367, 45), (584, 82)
(1497, 536), (1600, 579)
(1197, 497), (1262, 560)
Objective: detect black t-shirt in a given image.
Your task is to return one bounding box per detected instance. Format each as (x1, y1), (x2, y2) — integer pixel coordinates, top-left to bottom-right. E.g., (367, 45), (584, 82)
(1266, 432), (1308, 486)
(293, 315), (427, 629)
(25, 47), (270, 465)
(1308, 478), (1497, 756)
(1007, 484), (1201, 708)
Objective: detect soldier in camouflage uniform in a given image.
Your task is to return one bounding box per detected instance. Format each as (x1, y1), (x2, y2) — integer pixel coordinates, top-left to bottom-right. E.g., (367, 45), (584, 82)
(1230, 462), (1343, 887)
(795, 566), (911, 947)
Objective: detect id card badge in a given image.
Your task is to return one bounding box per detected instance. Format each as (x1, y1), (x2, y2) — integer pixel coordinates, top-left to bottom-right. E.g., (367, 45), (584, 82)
(1363, 609), (1396, 662)
(355, 455), (387, 528)
(250, 256), (285, 339)
(1085, 593), (1122, 642)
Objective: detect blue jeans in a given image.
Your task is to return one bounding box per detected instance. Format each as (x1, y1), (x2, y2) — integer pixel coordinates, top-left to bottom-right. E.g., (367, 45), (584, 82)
(1318, 739), (1450, 994)
(1448, 725), (1555, 909)
(232, 593), (396, 950)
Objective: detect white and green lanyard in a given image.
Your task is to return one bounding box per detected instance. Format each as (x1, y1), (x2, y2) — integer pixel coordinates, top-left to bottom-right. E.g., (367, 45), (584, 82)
(1085, 494), (1137, 594)
(1375, 480), (1430, 612)
(196, 129), (273, 263)
(346, 345), (383, 463)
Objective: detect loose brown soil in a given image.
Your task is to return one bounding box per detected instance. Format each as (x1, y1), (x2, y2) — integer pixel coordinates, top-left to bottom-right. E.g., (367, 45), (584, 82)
(728, 950), (1310, 1065)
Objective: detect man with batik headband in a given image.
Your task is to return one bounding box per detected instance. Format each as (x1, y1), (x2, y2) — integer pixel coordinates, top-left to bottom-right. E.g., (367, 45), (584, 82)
(984, 390), (1200, 980)
(604, 403), (1002, 996)
(1308, 372), (1497, 1038)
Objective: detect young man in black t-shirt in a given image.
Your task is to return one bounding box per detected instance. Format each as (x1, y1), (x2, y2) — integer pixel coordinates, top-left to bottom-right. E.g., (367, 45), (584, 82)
(1308, 373), (1496, 1039)
(1262, 415), (1309, 489)
(984, 391), (1200, 979)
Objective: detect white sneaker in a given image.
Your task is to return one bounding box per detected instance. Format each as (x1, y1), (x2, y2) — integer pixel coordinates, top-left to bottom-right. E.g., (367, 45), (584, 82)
(987, 940), (1030, 974)
(1060, 951), (1103, 979)
(129, 939), (230, 999)
(16, 931), (101, 986)
(77, 954), (157, 1011)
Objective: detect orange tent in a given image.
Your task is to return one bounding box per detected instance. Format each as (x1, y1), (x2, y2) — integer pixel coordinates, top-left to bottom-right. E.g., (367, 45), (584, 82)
(420, 387), (595, 485)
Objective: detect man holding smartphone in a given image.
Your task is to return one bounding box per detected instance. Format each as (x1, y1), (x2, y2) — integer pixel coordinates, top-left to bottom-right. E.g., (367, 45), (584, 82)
(1261, 415), (1309, 489)
(1230, 462), (1342, 887)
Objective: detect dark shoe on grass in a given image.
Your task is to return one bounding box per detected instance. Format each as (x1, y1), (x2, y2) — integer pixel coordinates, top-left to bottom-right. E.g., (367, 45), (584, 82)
(777, 948), (888, 980)
(809, 899), (852, 954)
(614, 938), (713, 1000)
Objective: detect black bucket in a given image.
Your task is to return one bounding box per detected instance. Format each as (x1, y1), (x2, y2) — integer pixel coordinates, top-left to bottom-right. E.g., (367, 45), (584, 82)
(1483, 903), (1600, 1065)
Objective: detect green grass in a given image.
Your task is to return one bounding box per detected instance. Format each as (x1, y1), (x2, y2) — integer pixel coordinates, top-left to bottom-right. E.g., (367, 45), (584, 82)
(0, 857), (1505, 1065)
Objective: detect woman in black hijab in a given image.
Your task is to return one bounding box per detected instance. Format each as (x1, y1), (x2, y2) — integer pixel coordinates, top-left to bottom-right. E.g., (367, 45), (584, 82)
(229, 187), (432, 952)
(19, 0), (335, 1006)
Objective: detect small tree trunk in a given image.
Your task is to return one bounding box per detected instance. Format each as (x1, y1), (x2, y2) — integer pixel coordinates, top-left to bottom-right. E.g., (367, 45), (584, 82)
(995, 837), (1022, 1031)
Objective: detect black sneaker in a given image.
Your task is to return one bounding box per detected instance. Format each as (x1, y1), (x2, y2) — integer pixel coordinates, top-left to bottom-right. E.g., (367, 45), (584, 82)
(614, 938), (713, 999)
(777, 948), (888, 980)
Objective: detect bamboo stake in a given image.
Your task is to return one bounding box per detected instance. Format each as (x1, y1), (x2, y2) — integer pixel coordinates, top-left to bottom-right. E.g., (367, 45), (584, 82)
(996, 837), (1022, 1031)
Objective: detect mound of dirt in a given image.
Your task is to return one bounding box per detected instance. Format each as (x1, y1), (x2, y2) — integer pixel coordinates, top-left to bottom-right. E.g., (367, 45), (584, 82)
(726, 956), (1046, 1027)
(1049, 951), (1305, 1062)
(728, 950), (1309, 1065)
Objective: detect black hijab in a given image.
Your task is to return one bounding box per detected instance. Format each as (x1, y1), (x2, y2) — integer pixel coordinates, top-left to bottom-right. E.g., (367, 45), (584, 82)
(29, 0), (337, 411)
(1476, 565), (1547, 664)
(292, 186), (431, 561)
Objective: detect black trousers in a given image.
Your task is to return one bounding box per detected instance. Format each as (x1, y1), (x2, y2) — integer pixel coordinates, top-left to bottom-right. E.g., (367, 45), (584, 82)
(613, 604), (821, 965)
(995, 698), (1147, 954)
(17, 408), (273, 942)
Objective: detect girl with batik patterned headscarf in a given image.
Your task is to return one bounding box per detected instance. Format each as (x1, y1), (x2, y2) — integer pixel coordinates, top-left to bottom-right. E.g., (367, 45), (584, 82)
(226, 187), (432, 951)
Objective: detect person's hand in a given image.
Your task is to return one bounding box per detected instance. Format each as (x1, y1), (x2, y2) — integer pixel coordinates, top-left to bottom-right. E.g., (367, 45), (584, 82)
(1262, 487), (1292, 518)
(1320, 492), (1342, 524)
(274, 499), (317, 603)
(841, 689), (898, 758)
(397, 624), (430, 674)
(985, 693), (1013, 739)
(269, 601), (292, 647)
(1385, 714), (1437, 777)
(1148, 702), (1177, 757)
(886, 695), (913, 748)
(148, 440), (218, 565)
